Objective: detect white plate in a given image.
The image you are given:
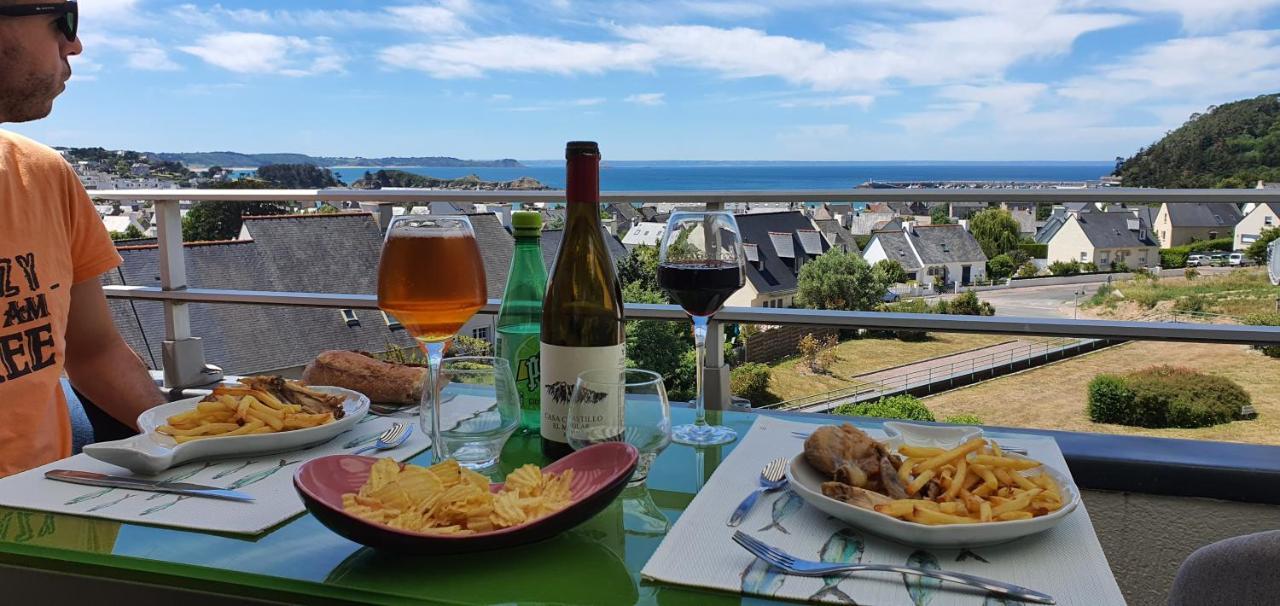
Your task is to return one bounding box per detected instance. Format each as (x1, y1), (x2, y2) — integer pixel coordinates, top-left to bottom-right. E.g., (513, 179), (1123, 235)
(82, 386), (369, 475)
(786, 422), (1079, 548)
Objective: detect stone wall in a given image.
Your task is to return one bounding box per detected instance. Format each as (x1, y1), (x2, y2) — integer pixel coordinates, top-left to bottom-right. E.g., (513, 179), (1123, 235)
(743, 324), (839, 364)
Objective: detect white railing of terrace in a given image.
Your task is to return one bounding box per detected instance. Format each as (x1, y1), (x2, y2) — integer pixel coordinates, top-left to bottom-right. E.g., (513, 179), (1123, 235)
(93, 188), (1280, 410)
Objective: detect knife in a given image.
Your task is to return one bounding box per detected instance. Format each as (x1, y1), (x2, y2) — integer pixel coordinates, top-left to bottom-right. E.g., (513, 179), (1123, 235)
(45, 470), (255, 502)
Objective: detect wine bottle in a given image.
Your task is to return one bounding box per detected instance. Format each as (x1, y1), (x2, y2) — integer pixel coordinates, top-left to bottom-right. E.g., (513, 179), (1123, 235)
(497, 210), (547, 433)
(540, 141), (626, 460)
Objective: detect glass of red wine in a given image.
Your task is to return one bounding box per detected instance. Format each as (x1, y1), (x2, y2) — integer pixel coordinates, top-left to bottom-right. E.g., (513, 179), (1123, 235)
(657, 210), (746, 446)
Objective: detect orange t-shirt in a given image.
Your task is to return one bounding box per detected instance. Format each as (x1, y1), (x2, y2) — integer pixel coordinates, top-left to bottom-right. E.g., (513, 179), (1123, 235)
(0, 129), (121, 477)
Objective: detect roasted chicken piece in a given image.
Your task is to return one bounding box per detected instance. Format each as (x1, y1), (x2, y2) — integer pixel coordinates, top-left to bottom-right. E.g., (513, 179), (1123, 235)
(804, 424), (903, 495)
(821, 481), (894, 511)
(241, 375), (346, 419)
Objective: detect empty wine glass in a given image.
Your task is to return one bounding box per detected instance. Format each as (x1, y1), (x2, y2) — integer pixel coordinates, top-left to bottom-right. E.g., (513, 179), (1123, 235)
(567, 368), (671, 486)
(429, 356), (519, 470)
(658, 211), (746, 446)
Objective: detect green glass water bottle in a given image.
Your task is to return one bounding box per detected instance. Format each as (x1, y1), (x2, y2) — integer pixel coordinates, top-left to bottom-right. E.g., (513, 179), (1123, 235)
(497, 210), (548, 432)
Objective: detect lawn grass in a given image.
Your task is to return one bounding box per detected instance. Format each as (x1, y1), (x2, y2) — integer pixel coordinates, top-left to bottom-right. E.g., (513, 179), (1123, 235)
(923, 340), (1280, 446)
(767, 332), (1017, 403)
(1088, 267), (1278, 317)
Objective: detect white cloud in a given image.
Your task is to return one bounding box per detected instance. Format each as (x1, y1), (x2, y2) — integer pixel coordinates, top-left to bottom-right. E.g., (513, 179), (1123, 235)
(86, 36), (181, 71)
(937, 83), (1047, 114)
(573, 97), (607, 106)
(502, 97), (608, 112)
(380, 36), (658, 78)
(893, 103), (982, 133)
(625, 92), (666, 105)
(680, 1), (773, 19)
(1078, 0), (1280, 33)
(169, 1), (474, 34)
(179, 33), (346, 76)
(1058, 30), (1280, 107)
(777, 94), (875, 109)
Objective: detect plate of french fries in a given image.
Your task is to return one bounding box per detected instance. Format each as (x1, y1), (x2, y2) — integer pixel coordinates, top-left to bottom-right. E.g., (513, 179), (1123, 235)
(83, 382), (369, 475)
(787, 422), (1079, 547)
(293, 442), (638, 553)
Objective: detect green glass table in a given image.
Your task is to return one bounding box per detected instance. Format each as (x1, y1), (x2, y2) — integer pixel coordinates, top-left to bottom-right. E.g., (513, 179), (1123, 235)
(0, 410), (1044, 604)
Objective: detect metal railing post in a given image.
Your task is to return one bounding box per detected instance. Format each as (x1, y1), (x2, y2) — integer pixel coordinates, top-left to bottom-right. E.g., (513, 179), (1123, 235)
(155, 199), (223, 389)
(701, 199), (732, 410)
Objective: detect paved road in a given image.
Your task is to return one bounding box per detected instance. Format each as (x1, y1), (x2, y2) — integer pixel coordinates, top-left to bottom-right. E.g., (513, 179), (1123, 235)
(977, 283), (1107, 318)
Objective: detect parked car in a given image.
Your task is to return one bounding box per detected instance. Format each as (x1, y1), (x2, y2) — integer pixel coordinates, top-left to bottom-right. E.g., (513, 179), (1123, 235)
(1186, 254), (1209, 267)
(1229, 252), (1249, 266)
(1209, 252), (1231, 266)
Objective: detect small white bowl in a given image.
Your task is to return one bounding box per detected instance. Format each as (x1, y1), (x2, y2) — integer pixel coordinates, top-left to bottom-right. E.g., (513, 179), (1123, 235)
(787, 423), (1079, 548)
(83, 386), (369, 475)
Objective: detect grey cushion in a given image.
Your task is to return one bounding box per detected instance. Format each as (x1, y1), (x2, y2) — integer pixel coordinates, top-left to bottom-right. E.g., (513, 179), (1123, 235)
(1169, 530), (1280, 606)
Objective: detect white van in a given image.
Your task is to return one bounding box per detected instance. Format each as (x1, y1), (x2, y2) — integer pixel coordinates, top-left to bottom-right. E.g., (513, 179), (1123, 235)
(1229, 252), (1247, 266)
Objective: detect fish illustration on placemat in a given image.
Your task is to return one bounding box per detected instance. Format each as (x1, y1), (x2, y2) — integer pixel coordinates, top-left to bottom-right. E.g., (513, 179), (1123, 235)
(86, 493), (135, 513)
(957, 548), (989, 563)
(211, 460), (255, 480)
(982, 592), (1029, 605)
(64, 486), (115, 506)
(758, 490), (804, 534)
(740, 557), (786, 597)
(809, 528), (863, 604)
(140, 496), (190, 516)
(225, 459), (302, 490)
(903, 550), (941, 606)
(146, 462), (217, 500)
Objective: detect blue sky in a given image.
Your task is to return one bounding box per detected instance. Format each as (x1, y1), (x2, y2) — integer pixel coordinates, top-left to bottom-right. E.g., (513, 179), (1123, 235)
(9, 0), (1280, 161)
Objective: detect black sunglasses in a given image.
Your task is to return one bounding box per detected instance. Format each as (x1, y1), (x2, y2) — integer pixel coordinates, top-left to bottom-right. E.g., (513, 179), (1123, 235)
(0, 1), (78, 42)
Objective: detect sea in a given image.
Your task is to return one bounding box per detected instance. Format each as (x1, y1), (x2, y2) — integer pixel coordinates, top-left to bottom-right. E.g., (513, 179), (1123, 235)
(305, 162), (1115, 191)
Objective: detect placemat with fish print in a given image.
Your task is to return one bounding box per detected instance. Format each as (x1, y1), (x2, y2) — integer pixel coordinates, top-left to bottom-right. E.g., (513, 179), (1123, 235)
(0, 410), (448, 535)
(641, 416), (1124, 605)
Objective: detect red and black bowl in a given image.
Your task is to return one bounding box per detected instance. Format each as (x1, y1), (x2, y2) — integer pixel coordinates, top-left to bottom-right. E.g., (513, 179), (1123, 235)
(293, 442), (638, 554)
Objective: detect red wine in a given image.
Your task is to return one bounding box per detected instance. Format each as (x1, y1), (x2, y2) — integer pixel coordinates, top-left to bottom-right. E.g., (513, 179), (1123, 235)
(658, 261), (743, 317)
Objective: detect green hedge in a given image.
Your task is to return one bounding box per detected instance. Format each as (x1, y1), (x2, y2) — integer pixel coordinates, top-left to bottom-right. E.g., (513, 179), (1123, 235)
(1086, 366), (1251, 428)
(1018, 243), (1048, 259)
(1243, 313), (1280, 358)
(730, 363), (776, 406)
(834, 395), (935, 421)
(1159, 237), (1235, 268)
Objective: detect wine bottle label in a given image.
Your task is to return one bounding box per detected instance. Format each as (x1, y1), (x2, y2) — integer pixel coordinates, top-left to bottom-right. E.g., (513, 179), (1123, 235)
(539, 342), (625, 444)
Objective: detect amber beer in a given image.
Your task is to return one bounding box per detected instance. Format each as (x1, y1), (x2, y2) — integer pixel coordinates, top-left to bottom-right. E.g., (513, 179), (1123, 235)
(377, 230), (487, 342)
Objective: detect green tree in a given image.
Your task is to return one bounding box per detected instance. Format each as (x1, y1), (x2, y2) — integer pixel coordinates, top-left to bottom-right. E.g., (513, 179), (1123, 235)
(1245, 226), (1280, 264)
(621, 276), (694, 401)
(968, 208), (1021, 258)
(182, 201), (286, 241)
(730, 363), (775, 406)
(256, 163), (342, 188)
(616, 245), (665, 299)
(929, 206), (953, 225)
(316, 203), (341, 214)
(872, 258), (908, 284)
(795, 250), (888, 311)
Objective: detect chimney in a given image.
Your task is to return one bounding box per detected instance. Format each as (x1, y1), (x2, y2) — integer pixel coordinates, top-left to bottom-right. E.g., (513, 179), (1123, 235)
(1126, 218), (1140, 231)
(359, 202), (393, 231)
(902, 220), (916, 235)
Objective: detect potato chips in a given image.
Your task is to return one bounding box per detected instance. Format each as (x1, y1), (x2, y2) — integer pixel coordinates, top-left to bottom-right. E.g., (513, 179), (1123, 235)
(341, 458), (574, 535)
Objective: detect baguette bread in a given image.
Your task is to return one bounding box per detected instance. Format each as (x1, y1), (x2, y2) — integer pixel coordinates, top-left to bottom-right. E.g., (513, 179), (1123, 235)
(302, 350), (426, 405)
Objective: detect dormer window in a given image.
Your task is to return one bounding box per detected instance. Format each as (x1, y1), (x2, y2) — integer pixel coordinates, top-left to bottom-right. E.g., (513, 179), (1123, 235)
(340, 309), (360, 327)
(381, 311), (403, 331)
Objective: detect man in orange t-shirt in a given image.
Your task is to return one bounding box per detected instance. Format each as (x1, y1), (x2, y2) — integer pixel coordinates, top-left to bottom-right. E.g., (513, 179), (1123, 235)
(0, 0), (164, 477)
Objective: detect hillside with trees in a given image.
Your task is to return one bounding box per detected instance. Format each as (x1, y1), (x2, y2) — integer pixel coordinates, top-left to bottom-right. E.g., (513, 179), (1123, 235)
(1114, 94), (1280, 188)
(150, 151), (522, 169)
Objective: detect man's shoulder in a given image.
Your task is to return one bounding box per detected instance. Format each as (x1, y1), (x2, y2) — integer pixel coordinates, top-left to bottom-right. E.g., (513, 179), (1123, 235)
(0, 129), (72, 172)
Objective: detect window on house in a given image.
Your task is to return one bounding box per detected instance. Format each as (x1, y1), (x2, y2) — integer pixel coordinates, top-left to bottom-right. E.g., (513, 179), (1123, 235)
(340, 309), (360, 327)
(1266, 216), (1274, 226)
(472, 327), (489, 340)
(1209, 231), (1218, 239)
(1080, 252), (1088, 261)
(381, 311), (403, 331)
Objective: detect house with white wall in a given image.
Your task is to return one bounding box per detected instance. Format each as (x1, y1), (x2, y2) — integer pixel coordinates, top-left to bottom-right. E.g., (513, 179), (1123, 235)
(1234, 202), (1279, 251)
(724, 211), (827, 308)
(862, 222), (988, 289)
(1046, 211), (1159, 269)
(1153, 203), (1242, 248)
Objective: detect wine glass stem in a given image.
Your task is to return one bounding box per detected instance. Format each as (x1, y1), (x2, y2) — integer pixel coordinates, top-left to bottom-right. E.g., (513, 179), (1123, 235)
(424, 341), (446, 463)
(691, 315), (709, 428)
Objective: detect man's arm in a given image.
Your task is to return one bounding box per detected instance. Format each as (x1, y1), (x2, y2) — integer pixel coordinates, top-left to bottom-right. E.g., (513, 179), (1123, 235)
(63, 278), (165, 430)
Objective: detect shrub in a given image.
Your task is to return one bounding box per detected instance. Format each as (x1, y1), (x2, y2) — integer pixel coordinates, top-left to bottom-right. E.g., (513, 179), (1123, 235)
(1086, 375), (1133, 425)
(1173, 294), (1206, 313)
(833, 395), (935, 421)
(1015, 261), (1040, 278)
(1160, 248), (1189, 269)
(797, 333), (824, 372)
(1184, 267), (1200, 280)
(1048, 259), (1081, 276)
(881, 298), (931, 341)
(1081, 262), (1099, 273)
(1018, 242), (1048, 259)
(943, 414), (983, 425)
(1186, 237), (1235, 253)
(447, 334), (492, 358)
(1245, 227), (1280, 264)
(987, 254), (1017, 280)
(816, 334), (840, 370)
(1109, 261), (1130, 273)
(1086, 366), (1251, 428)
(1243, 313), (1280, 358)
(873, 259), (908, 285)
(730, 363), (775, 406)
(943, 291), (995, 316)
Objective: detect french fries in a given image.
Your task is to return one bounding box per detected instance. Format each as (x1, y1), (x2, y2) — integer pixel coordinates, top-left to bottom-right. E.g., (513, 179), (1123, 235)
(874, 438), (1065, 526)
(155, 383), (337, 442)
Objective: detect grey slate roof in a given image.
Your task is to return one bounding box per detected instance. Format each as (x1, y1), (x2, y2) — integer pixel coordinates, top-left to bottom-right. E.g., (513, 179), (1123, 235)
(539, 226), (627, 271)
(910, 225), (987, 265)
(734, 211), (821, 294)
(813, 219), (859, 254)
(1164, 203), (1243, 228)
(609, 203), (639, 223)
(795, 230), (825, 256)
(743, 243), (759, 263)
(869, 230), (921, 270)
(847, 211), (897, 236)
(1075, 211), (1159, 249)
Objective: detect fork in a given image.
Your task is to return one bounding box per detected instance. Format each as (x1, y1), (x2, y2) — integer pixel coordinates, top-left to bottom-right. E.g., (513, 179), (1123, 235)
(789, 430), (1028, 455)
(353, 423), (412, 455)
(728, 458), (789, 527)
(732, 531), (1055, 605)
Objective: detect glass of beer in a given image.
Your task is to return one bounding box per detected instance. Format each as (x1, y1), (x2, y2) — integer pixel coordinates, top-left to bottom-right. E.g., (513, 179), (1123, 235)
(377, 216), (487, 463)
